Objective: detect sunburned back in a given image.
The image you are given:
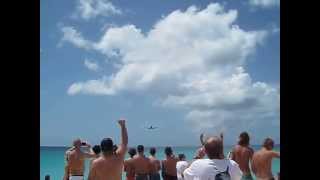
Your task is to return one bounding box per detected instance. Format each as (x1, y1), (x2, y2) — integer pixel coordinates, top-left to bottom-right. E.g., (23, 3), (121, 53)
(149, 156), (161, 173)
(252, 150), (273, 179)
(163, 157), (178, 176)
(94, 156), (124, 180)
(132, 155), (151, 174)
(124, 158), (135, 177)
(68, 150), (85, 175)
(233, 145), (253, 175)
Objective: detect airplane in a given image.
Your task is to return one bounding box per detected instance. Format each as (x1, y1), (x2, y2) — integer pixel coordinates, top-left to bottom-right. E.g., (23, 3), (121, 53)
(147, 125), (158, 130)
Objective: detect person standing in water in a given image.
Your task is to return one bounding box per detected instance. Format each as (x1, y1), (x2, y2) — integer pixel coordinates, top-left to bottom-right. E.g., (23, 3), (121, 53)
(230, 132), (254, 180)
(88, 119), (128, 180)
(65, 139), (96, 180)
(149, 147), (161, 180)
(251, 138), (280, 180)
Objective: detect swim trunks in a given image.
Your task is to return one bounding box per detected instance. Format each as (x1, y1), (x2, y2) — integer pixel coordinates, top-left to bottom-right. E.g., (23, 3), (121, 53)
(149, 173), (160, 180)
(135, 173), (150, 180)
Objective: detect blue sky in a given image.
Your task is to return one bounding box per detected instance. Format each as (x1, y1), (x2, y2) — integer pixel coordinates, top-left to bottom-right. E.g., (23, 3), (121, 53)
(40, 0), (280, 147)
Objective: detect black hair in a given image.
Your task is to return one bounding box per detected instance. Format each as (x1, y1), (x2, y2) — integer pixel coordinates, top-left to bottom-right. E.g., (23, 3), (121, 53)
(128, 148), (137, 158)
(238, 132), (250, 146)
(263, 138), (274, 149)
(92, 145), (101, 155)
(113, 145), (118, 152)
(178, 154), (186, 160)
(100, 138), (114, 153)
(165, 146), (173, 156)
(137, 145), (144, 153)
(150, 147), (156, 156)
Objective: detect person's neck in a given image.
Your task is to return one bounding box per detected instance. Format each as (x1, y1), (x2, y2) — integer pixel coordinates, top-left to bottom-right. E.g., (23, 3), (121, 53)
(262, 147), (271, 151)
(239, 144), (249, 147)
(138, 153), (144, 157)
(103, 152), (113, 157)
(208, 155), (224, 160)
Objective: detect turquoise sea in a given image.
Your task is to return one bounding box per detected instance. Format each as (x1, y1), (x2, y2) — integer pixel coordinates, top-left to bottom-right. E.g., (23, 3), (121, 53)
(40, 145), (280, 180)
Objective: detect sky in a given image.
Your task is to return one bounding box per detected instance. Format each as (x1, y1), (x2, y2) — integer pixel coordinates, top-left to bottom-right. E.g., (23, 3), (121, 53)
(40, 0), (280, 147)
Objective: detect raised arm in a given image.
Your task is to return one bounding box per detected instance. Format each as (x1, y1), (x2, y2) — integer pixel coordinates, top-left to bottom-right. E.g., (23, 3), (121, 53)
(271, 151), (280, 158)
(81, 143), (97, 159)
(116, 119), (128, 156)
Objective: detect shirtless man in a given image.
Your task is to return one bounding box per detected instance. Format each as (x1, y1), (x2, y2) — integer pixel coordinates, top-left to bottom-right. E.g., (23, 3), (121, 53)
(130, 145), (152, 180)
(231, 132), (254, 180)
(65, 139), (96, 180)
(162, 146), (179, 180)
(88, 119), (128, 180)
(124, 148), (137, 180)
(149, 147), (161, 180)
(252, 138), (280, 180)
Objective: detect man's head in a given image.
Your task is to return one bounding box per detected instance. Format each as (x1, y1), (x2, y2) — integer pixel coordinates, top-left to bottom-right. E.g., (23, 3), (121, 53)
(73, 138), (82, 149)
(164, 146), (173, 156)
(204, 136), (224, 159)
(178, 154), (186, 161)
(137, 145), (144, 154)
(263, 138), (274, 150)
(128, 148), (137, 158)
(238, 132), (250, 146)
(150, 147), (156, 156)
(100, 138), (114, 154)
(92, 145), (101, 155)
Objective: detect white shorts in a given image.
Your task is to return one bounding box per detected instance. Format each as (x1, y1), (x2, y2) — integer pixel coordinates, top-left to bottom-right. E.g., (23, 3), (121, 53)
(69, 175), (84, 180)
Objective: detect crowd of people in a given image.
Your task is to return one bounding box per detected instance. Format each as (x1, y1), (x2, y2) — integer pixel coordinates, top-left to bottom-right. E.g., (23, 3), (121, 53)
(63, 119), (280, 180)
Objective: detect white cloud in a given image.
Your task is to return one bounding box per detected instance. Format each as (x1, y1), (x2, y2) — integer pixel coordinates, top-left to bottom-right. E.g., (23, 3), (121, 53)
(84, 59), (99, 71)
(74, 0), (121, 20)
(64, 3), (279, 141)
(60, 26), (93, 50)
(249, 0), (280, 8)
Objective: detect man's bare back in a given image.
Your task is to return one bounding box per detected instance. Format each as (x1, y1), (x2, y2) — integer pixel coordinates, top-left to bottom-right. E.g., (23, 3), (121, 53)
(132, 154), (152, 174)
(162, 156), (179, 176)
(67, 150), (86, 175)
(88, 119), (128, 180)
(66, 141), (96, 178)
(252, 148), (280, 180)
(149, 156), (161, 174)
(231, 145), (254, 175)
(90, 155), (125, 180)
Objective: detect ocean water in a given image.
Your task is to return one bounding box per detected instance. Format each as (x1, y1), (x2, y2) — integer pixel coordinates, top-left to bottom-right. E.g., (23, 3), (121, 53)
(40, 145), (280, 180)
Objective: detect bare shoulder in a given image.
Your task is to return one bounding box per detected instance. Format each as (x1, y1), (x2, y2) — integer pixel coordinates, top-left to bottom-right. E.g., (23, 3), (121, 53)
(247, 146), (254, 154)
(93, 157), (104, 165)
